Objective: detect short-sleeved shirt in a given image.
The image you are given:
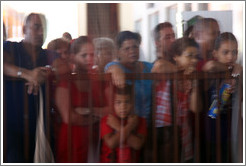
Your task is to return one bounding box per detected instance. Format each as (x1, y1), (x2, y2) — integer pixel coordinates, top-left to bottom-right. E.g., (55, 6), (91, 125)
(3, 41), (51, 162)
(100, 115), (147, 163)
(155, 80), (172, 127)
(104, 61), (153, 124)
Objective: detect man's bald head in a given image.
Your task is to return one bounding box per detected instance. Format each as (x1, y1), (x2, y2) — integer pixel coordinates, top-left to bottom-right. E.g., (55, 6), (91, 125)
(23, 13), (47, 47)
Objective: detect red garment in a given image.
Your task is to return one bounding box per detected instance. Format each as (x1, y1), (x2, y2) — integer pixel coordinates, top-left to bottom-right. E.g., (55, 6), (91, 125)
(56, 79), (106, 163)
(56, 123), (89, 163)
(196, 58), (215, 71)
(155, 80), (172, 127)
(100, 115), (147, 163)
(196, 59), (207, 71)
(176, 90), (193, 161)
(156, 79), (193, 161)
(58, 79), (106, 108)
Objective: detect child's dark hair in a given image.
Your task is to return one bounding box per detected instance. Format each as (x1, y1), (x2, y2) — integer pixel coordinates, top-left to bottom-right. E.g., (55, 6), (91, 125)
(115, 31), (141, 49)
(214, 32), (238, 50)
(70, 36), (92, 54)
(170, 37), (199, 61)
(114, 84), (133, 99)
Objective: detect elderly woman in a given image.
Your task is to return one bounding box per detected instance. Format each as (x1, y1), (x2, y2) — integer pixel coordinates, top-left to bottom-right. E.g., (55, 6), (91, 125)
(93, 37), (116, 72)
(105, 31), (153, 125)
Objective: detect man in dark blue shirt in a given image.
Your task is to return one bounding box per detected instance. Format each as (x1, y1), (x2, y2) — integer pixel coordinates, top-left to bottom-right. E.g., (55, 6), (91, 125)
(3, 13), (55, 163)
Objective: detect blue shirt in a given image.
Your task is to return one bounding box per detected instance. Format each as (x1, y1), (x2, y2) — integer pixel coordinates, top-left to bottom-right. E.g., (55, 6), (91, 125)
(105, 61), (153, 124)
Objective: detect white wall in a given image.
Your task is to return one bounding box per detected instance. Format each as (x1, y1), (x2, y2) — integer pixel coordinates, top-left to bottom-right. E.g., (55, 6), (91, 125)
(119, 3), (134, 31)
(131, 2), (244, 63)
(132, 2), (180, 62)
(182, 10), (233, 33)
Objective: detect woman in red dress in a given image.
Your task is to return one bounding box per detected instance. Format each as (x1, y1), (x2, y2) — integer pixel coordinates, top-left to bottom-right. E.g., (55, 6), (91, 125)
(55, 36), (109, 163)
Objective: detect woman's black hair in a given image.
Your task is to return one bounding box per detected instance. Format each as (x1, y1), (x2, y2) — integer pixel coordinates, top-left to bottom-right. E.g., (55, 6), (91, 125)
(214, 32), (238, 50)
(115, 31), (141, 49)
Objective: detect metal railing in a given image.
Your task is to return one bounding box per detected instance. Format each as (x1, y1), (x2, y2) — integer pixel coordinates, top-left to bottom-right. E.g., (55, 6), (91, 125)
(3, 71), (242, 163)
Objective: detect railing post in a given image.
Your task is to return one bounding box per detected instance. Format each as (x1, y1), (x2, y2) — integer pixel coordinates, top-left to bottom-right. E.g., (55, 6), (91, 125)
(152, 80), (157, 162)
(67, 78), (72, 162)
(203, 72), (210, 162)
(172, 78), (179, 162)
(87, 77), (93, 162)
(45, 76), (51, 161)
(194, 75), (200, 162)
(24, 84), (29, 162)
(3, 80), (7, 162)
(215, 79), (221, 163)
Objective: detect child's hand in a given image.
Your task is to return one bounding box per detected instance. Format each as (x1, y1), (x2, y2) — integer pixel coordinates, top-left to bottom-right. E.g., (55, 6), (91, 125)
(107, 114), (121, 131)
(127, 115), (139, 131)
(232, 63), (242, 78)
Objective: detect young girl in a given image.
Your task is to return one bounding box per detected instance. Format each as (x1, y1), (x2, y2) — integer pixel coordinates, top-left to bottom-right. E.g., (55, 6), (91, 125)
(55, 36), (108, 163)
(100, 85), (147, 163)
(203, 32), (243, 162)
(153, 37), (200, 162)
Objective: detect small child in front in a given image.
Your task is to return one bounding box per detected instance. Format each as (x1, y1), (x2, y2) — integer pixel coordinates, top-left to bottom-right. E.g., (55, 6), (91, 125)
(100, 85), (147, 163)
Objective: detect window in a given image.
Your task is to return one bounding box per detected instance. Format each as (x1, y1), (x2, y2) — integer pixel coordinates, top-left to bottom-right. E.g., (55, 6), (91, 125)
(135, 19), (142, 34)
(167, 5), (177, 35)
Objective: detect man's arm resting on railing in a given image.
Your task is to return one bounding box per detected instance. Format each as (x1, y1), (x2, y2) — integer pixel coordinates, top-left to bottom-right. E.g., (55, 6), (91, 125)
(3, 62), (47, 83)
(4, 50), (49, 83)
(4, 63), (50, 95)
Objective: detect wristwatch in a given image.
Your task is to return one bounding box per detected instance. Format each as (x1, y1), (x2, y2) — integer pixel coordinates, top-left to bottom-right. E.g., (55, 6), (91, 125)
(17, 71), (22, 78)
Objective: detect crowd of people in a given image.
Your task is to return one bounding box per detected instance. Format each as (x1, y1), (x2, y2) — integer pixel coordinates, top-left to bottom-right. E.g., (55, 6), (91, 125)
(3, 12), (243, 163)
